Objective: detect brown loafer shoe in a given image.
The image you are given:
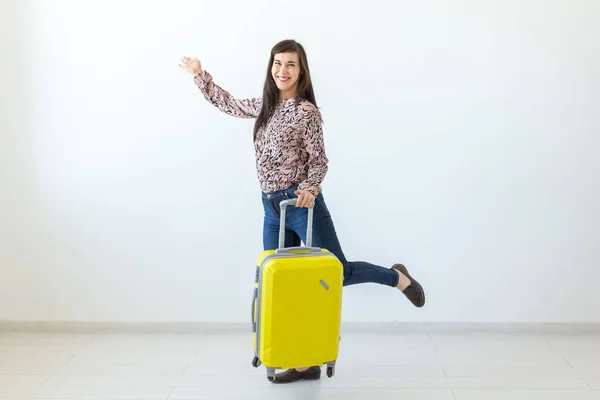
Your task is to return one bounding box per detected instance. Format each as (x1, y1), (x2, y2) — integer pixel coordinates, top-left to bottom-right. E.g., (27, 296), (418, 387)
(392, 263), (425, 307)
(271, 366), (321, 383)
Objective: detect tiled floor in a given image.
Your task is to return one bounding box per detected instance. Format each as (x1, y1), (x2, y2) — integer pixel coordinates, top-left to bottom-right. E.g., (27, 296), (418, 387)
(1, 327), (600, 399)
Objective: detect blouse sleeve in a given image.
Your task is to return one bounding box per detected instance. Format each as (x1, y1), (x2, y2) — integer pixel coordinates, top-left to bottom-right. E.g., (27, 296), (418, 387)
(298, 108), (329, 197)
(193, 70), (262, 118)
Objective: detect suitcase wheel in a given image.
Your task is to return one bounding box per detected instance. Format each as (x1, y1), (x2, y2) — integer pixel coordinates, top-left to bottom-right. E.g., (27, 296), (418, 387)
(326, 366), (335, 378)
(252, 356), (261, 368)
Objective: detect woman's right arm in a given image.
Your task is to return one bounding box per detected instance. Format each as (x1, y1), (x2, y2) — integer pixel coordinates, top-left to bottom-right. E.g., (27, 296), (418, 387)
(193, 70), (262, 119)
(179, 56), (262, 119)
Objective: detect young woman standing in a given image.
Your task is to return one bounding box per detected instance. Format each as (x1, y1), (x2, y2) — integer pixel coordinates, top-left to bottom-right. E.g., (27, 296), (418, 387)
(179, 39), (425, 383)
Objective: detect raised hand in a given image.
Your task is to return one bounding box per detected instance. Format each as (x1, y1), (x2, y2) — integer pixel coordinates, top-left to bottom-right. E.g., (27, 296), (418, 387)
(179, 56), (202, 75)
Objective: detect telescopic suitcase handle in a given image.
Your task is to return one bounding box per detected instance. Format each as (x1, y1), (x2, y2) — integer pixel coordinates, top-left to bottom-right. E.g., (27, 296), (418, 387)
(277, 199), (320, 252)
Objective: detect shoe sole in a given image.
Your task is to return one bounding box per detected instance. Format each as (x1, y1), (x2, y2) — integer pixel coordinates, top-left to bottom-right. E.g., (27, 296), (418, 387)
(270, 370), (321, 383)
(271, 375), (321, 383)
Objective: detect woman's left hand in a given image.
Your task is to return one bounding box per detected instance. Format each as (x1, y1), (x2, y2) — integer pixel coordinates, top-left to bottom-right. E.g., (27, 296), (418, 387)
(294, 190), (315, 208)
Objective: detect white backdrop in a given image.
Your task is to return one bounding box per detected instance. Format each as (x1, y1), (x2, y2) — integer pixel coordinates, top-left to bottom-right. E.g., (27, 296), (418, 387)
(1, 0), (599, 324)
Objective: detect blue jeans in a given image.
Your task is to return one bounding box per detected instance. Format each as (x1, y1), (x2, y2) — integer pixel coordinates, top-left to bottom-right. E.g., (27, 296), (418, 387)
(261, 185), (399, 287)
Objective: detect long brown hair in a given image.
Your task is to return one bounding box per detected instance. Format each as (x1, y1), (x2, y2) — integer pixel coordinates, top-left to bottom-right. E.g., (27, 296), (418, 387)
(253, 39), (318, 140)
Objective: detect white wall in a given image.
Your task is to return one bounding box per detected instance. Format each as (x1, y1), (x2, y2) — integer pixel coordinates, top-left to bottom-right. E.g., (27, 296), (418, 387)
(1, 0), (599, 324)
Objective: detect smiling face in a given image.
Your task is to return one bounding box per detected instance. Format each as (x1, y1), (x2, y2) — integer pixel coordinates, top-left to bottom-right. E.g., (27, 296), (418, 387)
(271, 52), (301, 99)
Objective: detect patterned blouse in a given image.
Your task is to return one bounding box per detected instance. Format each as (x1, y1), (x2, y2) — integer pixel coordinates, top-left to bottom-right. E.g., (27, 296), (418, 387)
(193, 70), (328, 197)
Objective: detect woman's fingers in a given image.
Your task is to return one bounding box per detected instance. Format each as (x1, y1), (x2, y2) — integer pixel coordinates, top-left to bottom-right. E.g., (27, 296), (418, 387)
(297, 192), (306, 208)
(300, 194), (308, 208)
(178, 56), (201, 74)
(295, 191), (314, 208)
(178, 57), (187, 69)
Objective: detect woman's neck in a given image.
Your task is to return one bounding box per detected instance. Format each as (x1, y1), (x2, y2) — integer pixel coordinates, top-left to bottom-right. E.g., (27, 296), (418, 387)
(279, 89), (298, 100)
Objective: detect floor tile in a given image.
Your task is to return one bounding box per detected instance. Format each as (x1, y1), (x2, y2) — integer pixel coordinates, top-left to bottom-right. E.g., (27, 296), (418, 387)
(444, 365), (600, 378)
(0, 386), (171, 399)
(454, 389), (600, 400)
(1, 329), (599, 399)
(0, 375), (48, 386)
(313, 376), (589, 390)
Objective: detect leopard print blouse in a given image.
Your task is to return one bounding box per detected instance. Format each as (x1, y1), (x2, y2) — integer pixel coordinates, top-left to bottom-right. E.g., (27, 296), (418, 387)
(193, 70), (328, 197)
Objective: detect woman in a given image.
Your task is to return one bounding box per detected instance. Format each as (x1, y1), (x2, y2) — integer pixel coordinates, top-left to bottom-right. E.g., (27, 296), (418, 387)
(179, 39), (425, 383)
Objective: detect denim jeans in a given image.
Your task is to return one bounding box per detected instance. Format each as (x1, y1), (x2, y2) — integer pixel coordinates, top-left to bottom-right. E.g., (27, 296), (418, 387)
(261, 185), (399, 287)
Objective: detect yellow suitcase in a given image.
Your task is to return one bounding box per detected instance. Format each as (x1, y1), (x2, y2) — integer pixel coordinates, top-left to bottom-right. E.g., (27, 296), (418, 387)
(251, 198), (343, 381)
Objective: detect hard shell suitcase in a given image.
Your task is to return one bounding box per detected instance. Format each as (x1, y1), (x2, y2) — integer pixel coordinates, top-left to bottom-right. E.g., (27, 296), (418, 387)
(251, 198), (343, 381)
